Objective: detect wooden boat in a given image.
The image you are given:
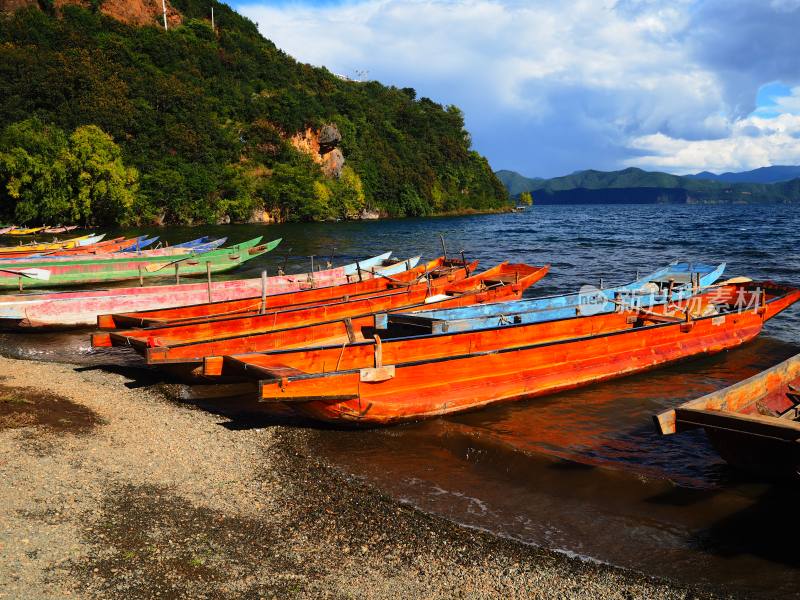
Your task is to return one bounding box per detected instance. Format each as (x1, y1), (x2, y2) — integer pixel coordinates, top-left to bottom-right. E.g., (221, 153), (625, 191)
(92, 262), (549, 373)
(42, 225), (79, 234)
(382, 261), (726, 335)
(4, 226), (47, 236)
(0, 237), (280, 290)
(0, 252), (402, 329)
(98, 255), (455, 330)
(172, 236), (211, 248)
(212, 280), (800, 425)
(0, 234), (100, 258)
(0, 226), (15, 235)
(118, 235), (160, 252)
(654, 353), (800, 479)
(0, 235), (156, 260)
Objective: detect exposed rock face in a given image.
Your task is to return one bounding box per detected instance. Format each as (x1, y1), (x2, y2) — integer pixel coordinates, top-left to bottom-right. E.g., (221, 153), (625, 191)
(359, 208), (381, 220)
(323, 148), (345, 178)
(0, 0), (35, 14)
(248, 207), (279, 224)
(91, 0), (182, 28)
(1, 0), (182, 28)
(290, 124), (345, 178)
(318, 124), (342, 153)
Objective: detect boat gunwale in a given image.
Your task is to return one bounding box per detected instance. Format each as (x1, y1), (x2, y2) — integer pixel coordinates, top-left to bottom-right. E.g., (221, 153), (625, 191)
(0, 236), (271, 269)
(223, 280), (798, 384)
(120, 286), (526, 356)
(393, 261), (726, 322)
(117, 259), (490, 333)
(108, 254), (420, 319)
(119, 263), (545, 352)
(655, 351), (800, 436)
(0, 251), (395, 301)
(102, 259), (502, 333)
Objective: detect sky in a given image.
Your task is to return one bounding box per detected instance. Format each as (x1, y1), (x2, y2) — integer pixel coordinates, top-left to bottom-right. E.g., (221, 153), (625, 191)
(231, 0), (800, 178)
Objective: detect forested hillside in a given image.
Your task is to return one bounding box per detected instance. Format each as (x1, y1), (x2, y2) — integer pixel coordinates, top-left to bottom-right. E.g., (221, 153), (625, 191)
(0, 1), (506, 225)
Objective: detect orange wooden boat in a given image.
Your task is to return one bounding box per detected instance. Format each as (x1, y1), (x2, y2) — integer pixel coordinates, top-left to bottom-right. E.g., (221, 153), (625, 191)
(92, 262), (549, 373)
(213, 280), (800, 426)
(654, 352), (800, 479)
(44, 235), (148, 256)
(98, 256), (474, 329)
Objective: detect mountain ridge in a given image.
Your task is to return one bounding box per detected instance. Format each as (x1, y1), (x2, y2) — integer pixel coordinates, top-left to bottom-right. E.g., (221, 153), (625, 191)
(495, 167), (800, 205)
(685, 165), (800, 184)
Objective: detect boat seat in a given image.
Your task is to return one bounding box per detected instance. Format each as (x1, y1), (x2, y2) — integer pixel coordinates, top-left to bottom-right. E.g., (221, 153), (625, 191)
(482, 277), (517, 287)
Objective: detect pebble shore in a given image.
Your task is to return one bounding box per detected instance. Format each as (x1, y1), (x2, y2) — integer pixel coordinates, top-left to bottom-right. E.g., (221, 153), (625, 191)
(0, 355), (717, 598)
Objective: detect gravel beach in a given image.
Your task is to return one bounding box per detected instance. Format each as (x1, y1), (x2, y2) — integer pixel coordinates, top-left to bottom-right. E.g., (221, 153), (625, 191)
(0, 354), (714, 599)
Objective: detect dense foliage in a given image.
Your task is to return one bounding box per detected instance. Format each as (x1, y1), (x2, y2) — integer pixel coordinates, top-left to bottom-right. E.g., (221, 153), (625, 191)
(0, 2), (506, 225)
(496, 167), (800, 204)
(0, 118), (137, 224)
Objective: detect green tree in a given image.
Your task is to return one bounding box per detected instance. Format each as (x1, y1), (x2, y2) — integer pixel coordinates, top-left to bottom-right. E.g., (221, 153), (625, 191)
(262, 160), (327, 221)
(0, 119), (138, 225)
(68, 125), (138, 225)
(0, 118), (72, 224)
(329, 166), (366, 219)
(519, 191), (533, 206)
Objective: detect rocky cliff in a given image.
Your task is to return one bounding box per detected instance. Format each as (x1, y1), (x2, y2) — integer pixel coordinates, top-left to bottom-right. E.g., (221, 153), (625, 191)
(0, 0), (181, 27)
(290, 124), (345, 178)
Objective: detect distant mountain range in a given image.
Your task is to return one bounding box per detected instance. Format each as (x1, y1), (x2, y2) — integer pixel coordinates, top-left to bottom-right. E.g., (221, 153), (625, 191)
(495, 166), (800, 205)
(685, 165), (800, 184)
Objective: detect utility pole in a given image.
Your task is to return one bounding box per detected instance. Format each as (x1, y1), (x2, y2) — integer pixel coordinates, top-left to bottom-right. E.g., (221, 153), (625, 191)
(161, 0), (168, 30)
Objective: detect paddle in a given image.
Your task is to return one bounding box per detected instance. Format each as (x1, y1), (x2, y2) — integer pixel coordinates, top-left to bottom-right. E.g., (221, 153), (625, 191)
(143, 251), (205, 273)
(0, 267), (51, 281)
(705, 276), (752, 287)
(357, 256), (423, 286)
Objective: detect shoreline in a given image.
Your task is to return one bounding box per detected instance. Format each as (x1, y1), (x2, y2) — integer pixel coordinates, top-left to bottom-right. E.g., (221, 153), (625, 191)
(0, 354), (714, 598)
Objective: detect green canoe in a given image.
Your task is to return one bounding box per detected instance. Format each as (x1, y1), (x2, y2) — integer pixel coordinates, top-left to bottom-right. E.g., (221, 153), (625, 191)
(0, 237), (281, 289)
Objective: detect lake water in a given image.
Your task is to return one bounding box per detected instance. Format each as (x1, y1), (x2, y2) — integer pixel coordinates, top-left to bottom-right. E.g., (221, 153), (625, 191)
(3, 204), (800, 596)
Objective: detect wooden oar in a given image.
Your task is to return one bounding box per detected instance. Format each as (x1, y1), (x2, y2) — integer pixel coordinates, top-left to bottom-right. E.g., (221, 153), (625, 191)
(143, 250), (207, 273)
(0, 267), (51, 280)
(704, 276), (752, 287)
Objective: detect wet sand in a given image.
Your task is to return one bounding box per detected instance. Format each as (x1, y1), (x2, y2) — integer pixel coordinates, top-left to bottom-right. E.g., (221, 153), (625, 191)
(0, 355), (715, 598)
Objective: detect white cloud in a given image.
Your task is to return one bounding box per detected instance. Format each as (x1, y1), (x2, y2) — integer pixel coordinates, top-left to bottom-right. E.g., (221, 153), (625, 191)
(236, 0), (800, 175)
(627, 113), (800, 173)
(774, 86), (800, 114)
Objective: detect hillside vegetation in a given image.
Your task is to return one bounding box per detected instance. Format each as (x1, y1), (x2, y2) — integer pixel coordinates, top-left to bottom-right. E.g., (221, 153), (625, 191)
(0, 1), (506, 225)
(496, 167), (800, 204)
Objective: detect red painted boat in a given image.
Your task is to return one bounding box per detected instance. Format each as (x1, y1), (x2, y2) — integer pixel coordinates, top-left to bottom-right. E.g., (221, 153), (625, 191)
(654, 352), (800, 479)
(99, 256), (473, 329)
(214, 280), (800, 426)
(92, 262), (549, 373)
(0, 252), (406, 329)
(27, 236), (144, 257)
